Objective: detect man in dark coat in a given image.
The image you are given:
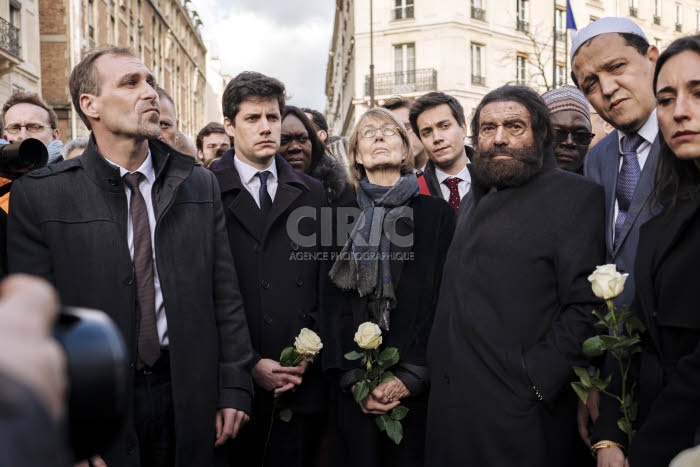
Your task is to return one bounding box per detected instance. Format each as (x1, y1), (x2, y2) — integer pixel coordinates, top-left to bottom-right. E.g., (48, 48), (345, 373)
(7, 47), (253, 467)
(425, 85), (605, 466)
(209, 72), (327, 467)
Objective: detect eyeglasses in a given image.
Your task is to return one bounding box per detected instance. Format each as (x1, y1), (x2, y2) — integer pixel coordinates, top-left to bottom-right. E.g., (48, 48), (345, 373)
(552, 129), (595, 146)
(359, 125), (398, 139)
(4, 123), (50, 134)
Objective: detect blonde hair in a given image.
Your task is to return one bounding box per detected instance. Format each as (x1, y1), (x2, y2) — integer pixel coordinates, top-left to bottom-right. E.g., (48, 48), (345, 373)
(348, 107), (415, 184)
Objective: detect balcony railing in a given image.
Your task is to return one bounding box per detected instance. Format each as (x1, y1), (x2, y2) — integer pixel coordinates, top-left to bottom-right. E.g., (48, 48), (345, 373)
(517, 19), (529, 33)
(629, 7), (638, 18)
(471, 75), (486, 86)
(365, 68), (437, 97)
(653, 15), (661, 25)
(0, 17), (20, 58)
(471, 7), (485, 21)
(555, 31), (566, 42)
(676, 23), (682, 32)
(393, 5), (414, 20)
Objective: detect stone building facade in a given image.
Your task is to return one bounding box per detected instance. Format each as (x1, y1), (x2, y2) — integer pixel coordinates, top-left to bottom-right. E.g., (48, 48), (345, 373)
(0, 0), (42, 114)
(39, 0), (208, 140)
(326, 0), (700, 136)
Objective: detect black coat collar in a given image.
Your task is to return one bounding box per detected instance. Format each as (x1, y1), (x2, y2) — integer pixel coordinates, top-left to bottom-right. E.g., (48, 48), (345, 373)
(80, 134), (194, 192)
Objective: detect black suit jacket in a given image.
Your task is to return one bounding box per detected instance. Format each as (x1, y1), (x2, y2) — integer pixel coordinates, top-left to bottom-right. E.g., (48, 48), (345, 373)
(8, 137), (253, 467)
(425, 160), (605, 466)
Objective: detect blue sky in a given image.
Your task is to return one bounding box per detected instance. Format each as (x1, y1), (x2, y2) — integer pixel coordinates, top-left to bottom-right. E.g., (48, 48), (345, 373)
(190, 0), (335, 112)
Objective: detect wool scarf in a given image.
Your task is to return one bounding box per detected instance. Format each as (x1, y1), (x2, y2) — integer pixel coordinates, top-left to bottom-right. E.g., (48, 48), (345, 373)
(329, 172), (419, 330)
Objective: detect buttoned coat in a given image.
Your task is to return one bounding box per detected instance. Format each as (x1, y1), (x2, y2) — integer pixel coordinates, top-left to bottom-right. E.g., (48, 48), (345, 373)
(593, 194), (700, 466)
(210, 152), (328, 467)
(7, 137), (253, 467)
(425, 158), (605, 467)
(583, 131), (661, 305)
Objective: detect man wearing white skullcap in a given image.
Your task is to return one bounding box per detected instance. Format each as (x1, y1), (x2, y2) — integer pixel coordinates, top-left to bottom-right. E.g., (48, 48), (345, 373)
(542, 85), (593, 174)
(571, 17), (661, 467)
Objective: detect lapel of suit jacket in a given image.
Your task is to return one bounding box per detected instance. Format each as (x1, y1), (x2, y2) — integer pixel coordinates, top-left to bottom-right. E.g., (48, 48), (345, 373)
(423, 161), (443, 198)
(613, 136), (660, 255)
(261, 155), (310, 243)
(213, 150), (266, 242)
(599, 132), (620, 254)
(637, 194), (700, 356)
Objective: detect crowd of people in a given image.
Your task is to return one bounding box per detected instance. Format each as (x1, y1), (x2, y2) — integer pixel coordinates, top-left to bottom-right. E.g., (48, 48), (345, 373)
(1, 14), (700, 467)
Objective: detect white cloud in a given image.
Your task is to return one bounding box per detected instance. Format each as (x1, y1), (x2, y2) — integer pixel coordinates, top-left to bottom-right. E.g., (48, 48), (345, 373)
(190, 0), (334, 112)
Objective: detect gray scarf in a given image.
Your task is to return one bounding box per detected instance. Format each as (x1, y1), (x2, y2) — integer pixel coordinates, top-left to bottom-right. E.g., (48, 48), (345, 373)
(329, 173), (419, 330)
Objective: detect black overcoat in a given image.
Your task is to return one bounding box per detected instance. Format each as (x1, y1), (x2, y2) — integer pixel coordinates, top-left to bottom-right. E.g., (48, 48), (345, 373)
(425, 163), (605, 466)
(321, 194), (455, 467)
(7, 137), (254, 467)
(622, 194), (700, 466)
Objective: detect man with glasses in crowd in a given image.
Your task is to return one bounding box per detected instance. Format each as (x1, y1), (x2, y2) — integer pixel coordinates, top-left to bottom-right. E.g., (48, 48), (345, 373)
(541, 85), (595, 175)
(1, 91), (62, 163)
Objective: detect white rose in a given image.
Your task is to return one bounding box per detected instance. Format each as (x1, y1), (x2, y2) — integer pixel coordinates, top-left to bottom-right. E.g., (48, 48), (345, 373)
(354, 322), (383, 350)
(294, 328), (323, 357)
(588, 264), (629, 300)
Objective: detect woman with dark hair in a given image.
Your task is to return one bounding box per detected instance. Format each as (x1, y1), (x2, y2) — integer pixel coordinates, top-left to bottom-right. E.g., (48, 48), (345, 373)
(595, 34), (700, 467)
(321, 107), (455, 467)
(280, 106), (355, 206)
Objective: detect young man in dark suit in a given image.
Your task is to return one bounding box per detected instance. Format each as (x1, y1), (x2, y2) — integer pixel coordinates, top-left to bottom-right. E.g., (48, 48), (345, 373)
(425, 85), (605, 467)
(209, 72), (327, 467)
(408, 91), (474, 211)
(7, 47), (253, 467)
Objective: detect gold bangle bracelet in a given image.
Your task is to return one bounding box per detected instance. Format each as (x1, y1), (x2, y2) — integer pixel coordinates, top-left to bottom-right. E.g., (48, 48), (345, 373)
(590, 440), (624, 458)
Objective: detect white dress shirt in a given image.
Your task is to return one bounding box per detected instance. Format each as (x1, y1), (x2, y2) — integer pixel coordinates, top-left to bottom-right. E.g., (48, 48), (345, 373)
(110, 152), (169, 347)
(613, 109), (659, 238)
(436, 165), (472, 201)
(234, 155), (278, 207)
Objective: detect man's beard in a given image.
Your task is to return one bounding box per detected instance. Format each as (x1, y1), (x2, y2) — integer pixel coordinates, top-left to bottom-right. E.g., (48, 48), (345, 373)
(471, 143), (543, 189)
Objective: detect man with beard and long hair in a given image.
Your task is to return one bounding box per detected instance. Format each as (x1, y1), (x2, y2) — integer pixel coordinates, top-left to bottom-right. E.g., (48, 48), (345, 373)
(425, 84), (606, 467)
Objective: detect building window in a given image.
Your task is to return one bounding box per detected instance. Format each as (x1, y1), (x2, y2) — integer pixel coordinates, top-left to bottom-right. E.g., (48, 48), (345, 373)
(394, 0), (414, 20)
(109, 15), (115, 44)
(87, 0), (95, 49)
(471, 43), (485, 85)
(471, 0), (486, 21)
(696, 10), (700, 32)
(556, 63), (566, 87)
(654, 37), (662, 49)
(654, 0), (661, 24)
(9, 0), (21, 27)
(516, 54), (527, 85)
(555, 8), (566, 41)
(516, 0), (529, 32)
(629, 0), (638, 18)
(394, 43), (416, 85)
(676, 3), (683, 32)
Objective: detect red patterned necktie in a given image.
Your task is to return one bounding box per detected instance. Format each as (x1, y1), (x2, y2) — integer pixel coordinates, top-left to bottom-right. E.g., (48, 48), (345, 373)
(443, 177), (462, 211)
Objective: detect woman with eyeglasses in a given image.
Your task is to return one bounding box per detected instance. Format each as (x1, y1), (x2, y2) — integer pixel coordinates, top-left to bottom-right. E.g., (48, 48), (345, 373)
(321, 107), (455, 467)
(279, 106), (355, 207)
(592, 35), (700, 467)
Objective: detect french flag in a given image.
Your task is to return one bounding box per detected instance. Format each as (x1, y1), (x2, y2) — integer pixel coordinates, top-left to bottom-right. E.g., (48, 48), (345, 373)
(567, 0), (578, 42)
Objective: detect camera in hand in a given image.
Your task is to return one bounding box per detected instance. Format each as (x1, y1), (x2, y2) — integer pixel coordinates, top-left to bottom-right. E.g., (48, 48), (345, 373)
(0, 138), (48, 180)
(54, 307), (129, 461)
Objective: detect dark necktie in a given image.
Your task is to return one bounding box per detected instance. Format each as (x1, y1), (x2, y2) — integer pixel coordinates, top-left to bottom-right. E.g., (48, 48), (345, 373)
(443, 177), (462, 211)
(123, 172), (160, 367)
(614, 133), (644, 248)
(257, 171), (273, 215)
